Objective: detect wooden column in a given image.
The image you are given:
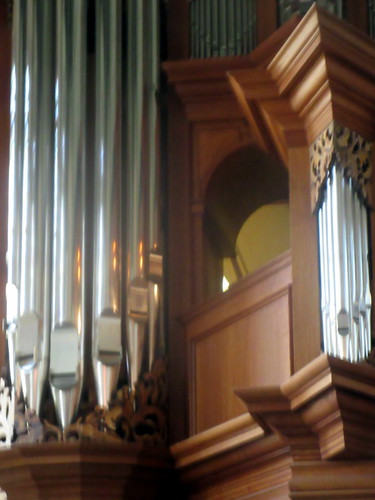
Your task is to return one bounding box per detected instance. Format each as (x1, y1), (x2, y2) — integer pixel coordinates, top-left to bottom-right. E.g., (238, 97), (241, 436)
(288, 146), (321, 370)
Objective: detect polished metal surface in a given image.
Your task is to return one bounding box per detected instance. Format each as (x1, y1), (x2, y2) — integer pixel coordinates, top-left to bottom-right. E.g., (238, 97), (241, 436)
(147, 0), (165, 370)
(7, 0), (26, 398)
(7, 0), (55, 413)
(125, 0), (163, 390)
(92, 0), (122, 408)
(7, 0), (164, 432)
(125, 0), (148, 391)
(318, 165), (371, 361)
(50, 0), (86, 428)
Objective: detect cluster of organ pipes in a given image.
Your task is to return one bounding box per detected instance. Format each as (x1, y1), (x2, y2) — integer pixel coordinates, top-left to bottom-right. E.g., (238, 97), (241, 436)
(317, 165), (372, 361)
(189, 0), (256, 58)
(6, 0), (163, 432)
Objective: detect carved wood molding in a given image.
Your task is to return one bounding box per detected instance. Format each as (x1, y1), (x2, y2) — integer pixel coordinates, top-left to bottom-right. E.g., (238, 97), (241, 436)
(163, 15), (300, 124)
(228, 4), (375, 164)
(236, 353), (375, 461)
(310, 121), (372, 211)
(0, 441), (177, 499)
(290, 461), (375, 499)
(171, 414), (291, 498)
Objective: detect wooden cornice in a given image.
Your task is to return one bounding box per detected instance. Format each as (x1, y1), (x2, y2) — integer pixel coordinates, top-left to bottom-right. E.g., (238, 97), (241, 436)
(228, 4), (375, 164)
(236, 353), (375, 461)
(163, 16), (301, 123)
(0, 441), (177, 499)
(170, 414), (264, 470)
(170, 414), (291, 497)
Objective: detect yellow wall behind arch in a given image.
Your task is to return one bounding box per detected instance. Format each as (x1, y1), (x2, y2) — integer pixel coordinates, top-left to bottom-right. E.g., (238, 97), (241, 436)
(223, 203), (290, 286)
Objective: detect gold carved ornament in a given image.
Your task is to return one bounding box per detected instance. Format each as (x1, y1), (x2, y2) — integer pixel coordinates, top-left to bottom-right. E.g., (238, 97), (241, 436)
(310, 122), (372, 213)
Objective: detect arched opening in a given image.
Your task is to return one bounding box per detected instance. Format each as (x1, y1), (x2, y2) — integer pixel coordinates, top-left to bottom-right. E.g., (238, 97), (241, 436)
(203, 144), (289, 297)
(223, 202), (290, 289)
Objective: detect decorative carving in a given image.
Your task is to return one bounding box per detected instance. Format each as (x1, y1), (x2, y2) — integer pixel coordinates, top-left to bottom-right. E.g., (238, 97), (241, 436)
(14, 407), (43, 444)
(310, 122), (372, 211)
(12, 358), (168, 445)
(66, 358), (168, 444)
(0, 380), (14, 447)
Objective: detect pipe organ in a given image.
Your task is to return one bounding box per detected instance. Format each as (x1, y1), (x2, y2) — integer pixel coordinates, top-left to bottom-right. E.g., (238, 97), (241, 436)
(5, 0), (164, 440)
(311, 123), (372, 362)
(278, 0), (343, 23)
(189, 0), (257, 58)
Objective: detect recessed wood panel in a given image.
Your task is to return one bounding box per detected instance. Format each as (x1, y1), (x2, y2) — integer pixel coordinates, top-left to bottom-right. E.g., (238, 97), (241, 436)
(194, 289), (291, 432)
(184, 251), (292, 434)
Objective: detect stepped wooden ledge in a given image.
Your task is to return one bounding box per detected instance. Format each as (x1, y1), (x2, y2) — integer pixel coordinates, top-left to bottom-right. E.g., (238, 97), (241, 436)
(163, 15), (301, 124)
(171, 414), (291, 498)
(235, 353), (375, 461)
(228, 4), (375, 164)
(0, 441), (178, 500)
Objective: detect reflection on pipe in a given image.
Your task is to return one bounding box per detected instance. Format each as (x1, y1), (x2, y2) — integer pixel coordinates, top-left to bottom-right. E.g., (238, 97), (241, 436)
(7, 0), (55, 415)
(7, 0), (165, 438)
(92, 0), (122, 409)
(50, 0), (86, 429)
(125, 0), (163, 392)
(17, 0), (54, 414)
(147, 0), (165, 370)
(125, 0), (148, 392)
(7, 0), (26, 398)
(318, 165), (371, 361)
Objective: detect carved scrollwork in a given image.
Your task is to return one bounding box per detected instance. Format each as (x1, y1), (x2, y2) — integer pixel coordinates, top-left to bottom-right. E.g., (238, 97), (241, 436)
(310, 122), (372, 212)
(64, 357), (168, 444)
(11, 358), (168, 445)
(0, 380), (14, 447)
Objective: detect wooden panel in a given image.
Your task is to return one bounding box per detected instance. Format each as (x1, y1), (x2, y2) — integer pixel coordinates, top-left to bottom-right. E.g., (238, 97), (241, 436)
(195, 290), (291, 431)
(193, 120), (252, 196)
(184, 251), (292, 434)
(256, 0), (278, 44)
(288, 146), (321, 371)
(346, 0), (368, 34)
(0, 442), (179, 500)
(167, 0), (190, 60)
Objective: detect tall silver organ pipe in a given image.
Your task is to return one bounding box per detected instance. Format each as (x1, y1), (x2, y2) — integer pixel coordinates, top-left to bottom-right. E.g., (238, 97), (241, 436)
(6, 0), (164, 436)
(49, 0), (86, 429)
(17, 0), (54, 414)
(125, 0), (148, 391)
(92, 0), (122, 408)
(6, 0), (26, 397)
(318, 165), (371, 361)
(125, 0), (162, 390)
(147, 0), (165, 370)
(7, 0), (55, 414)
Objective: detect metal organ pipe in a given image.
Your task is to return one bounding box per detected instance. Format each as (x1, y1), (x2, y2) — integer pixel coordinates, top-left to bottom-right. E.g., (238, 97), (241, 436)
(7, 0), (55, 415)
(125, 0), (162, 391)
(7, 0), (26, 397)
(49, 0), (86, 429)
(125, 0), (148, 392)
(92, 0), (122, 409)
(6, 0), (164, 436)
(147, 0), (164, 371)
(18, 0), (54, 413)
(189, 0), (256, 58)
(318, 165), (371, 362)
